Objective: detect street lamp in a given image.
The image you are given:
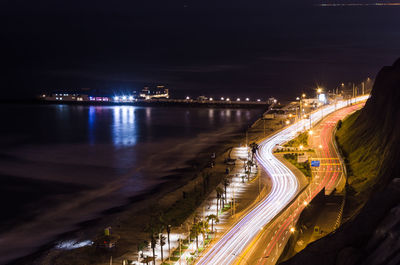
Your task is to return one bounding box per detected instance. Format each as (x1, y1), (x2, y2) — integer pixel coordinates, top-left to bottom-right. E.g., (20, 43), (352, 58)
(290, 227), (296, 233)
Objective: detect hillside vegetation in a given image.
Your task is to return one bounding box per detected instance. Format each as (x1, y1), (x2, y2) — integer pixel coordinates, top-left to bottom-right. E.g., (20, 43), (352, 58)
(336, 110), (381, 216)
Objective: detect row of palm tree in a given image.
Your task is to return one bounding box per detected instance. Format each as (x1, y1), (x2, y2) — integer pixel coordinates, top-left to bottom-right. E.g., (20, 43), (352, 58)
(190, 218), (211, 250)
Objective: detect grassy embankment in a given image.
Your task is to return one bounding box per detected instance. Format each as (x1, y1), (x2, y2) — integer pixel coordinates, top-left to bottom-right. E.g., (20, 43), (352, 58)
(275, 131), (313, 178)
(336, 110), (382, 219)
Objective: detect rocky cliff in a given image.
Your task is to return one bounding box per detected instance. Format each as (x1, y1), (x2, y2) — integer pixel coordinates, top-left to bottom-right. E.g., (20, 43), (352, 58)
(280, 59), (400, 265)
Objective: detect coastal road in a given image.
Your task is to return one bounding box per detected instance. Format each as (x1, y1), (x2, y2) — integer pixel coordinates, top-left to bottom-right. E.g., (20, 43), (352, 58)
(195, 96), (369, 265)
(239, 103), (365, 265)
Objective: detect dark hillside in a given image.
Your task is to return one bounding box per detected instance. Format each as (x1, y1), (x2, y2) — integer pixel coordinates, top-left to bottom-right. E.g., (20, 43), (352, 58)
(280, 59), (400, 265)
(346, 58), (400, 185)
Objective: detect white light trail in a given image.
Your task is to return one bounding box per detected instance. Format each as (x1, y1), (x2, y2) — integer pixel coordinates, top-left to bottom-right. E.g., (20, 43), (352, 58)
(195, 95), (368, 265)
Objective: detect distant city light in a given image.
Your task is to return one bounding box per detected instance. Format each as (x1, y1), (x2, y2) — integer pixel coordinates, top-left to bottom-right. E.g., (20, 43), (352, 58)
(186, 96), (190, 100)
(129, 96), (134, 100)
(226, 98), (230, 101)
(221, 97), (224, 100)
(114, 96), (119, 101)
(246, 98), (249, 101)
(122, 96), (127, 100)
(290, 227), (295, 233)
(209, 97), (213, 101)
(236, 98), (240, 101)
(257, 99), (261, 102)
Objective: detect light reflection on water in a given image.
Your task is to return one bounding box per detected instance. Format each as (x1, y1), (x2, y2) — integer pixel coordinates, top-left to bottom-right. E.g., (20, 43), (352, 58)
(112, 106), (137, 146)
(0, 104), (264, 265)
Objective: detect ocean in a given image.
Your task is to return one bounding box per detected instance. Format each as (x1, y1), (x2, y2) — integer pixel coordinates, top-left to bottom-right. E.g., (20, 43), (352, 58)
(0, 103), (263, 264)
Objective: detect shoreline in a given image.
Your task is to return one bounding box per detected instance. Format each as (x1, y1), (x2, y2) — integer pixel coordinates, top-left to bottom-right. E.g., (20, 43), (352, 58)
(0, 99), (268, 109)
(9, 110), (267, 265)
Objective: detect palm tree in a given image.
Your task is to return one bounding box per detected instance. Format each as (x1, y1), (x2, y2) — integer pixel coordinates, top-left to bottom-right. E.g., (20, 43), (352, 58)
(250, 142), (259, 162)
(216, 186), (224, 215)
(150, 234), (157, 265)
(137, 241), (149, 263)
(159, 233), (166, 262)
(190, 222), (201, 250)
(206, 214), (219, 233)
(199, 220), (210, 247)
(223, 178), (230, 204)
(166, 224), (171, 261)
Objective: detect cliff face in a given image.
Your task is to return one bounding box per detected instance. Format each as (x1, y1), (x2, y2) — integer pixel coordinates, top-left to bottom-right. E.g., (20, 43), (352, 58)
(351, 58), (400, 184)
(280, 59), (400, 265)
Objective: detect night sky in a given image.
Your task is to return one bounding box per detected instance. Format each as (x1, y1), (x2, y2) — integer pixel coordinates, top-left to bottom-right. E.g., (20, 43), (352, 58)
(2, 0), (400, 100)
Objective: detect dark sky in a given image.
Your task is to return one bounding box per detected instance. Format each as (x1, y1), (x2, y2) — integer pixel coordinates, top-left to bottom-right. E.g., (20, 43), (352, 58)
(1, 0), (400, 100)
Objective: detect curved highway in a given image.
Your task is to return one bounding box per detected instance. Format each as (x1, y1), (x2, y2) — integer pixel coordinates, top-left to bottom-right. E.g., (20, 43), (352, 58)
(196, 96), (369, 265)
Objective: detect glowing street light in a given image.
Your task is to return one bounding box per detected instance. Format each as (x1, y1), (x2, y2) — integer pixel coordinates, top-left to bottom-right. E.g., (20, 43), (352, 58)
(303, 201), (308, 206)
(114, 96), (119, 101)
(221, 97), (224, 100)
(122, 96), (127, 100)
(299, 145), (304, 150)
(236, 98), (241, 101)
(302, 93), (306, 98)
(308, 130), (313, 135)
(129, 96), (134, 100)
(226, 98), (230, 101)
(246, 98), (250, 101)
(317, 87), (322, 93)
(285, 120), (290, 125)
(290, 227), (295, 233)
(257, 99), (261, 102)
(319, 144), (323, 149)
(209, 97), (213, 101)
(186, 96), (190, 100)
